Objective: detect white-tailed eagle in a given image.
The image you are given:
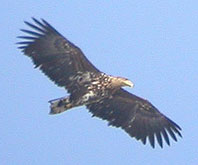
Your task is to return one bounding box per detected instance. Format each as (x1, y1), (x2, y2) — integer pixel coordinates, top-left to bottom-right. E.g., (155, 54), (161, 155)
(18, 18), (182, 148)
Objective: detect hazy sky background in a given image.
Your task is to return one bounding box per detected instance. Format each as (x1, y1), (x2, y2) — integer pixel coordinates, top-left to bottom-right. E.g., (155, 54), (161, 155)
(1, 1), (197, 164)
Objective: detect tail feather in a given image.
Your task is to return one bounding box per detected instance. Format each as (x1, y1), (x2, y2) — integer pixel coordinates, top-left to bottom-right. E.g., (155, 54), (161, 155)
(49, 97), (72, 114)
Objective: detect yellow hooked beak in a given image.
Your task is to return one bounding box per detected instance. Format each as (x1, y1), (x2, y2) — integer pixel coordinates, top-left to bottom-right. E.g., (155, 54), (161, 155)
(124, 79), (134, 88)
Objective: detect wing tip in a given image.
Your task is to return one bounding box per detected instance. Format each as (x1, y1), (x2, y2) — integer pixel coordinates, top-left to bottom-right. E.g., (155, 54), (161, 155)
(138, 125), (182, 148)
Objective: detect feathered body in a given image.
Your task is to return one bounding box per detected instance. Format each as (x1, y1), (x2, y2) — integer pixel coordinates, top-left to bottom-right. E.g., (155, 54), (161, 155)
(18, 18), (182, 148)
(50, 72), (133, 114)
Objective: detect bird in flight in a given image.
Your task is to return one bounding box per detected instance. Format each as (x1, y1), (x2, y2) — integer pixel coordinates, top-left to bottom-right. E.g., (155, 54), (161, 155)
(18, 18), (182, 148)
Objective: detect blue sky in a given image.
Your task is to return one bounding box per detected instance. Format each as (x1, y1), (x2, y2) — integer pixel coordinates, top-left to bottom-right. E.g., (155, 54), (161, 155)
(1, 1), (198, 164)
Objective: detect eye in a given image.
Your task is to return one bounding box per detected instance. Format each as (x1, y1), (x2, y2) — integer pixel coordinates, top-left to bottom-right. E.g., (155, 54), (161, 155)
(79, 77), (83, 81)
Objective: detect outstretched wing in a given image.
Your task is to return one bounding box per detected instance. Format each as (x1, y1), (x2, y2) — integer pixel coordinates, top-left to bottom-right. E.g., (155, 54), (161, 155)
(87, 89), (182, 148)
(17, 18), (100, 91)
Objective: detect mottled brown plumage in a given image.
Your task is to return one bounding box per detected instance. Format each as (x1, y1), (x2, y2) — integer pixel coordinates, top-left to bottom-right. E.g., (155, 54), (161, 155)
(18, 18), (182, 148)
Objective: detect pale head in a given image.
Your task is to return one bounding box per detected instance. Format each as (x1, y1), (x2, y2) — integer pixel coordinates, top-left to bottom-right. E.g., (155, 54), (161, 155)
(110, 76), (134, 88)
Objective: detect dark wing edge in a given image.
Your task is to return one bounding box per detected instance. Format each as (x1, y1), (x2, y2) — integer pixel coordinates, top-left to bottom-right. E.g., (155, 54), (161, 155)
(17, 18), (100, 88)
(87, 89), (182, 148)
